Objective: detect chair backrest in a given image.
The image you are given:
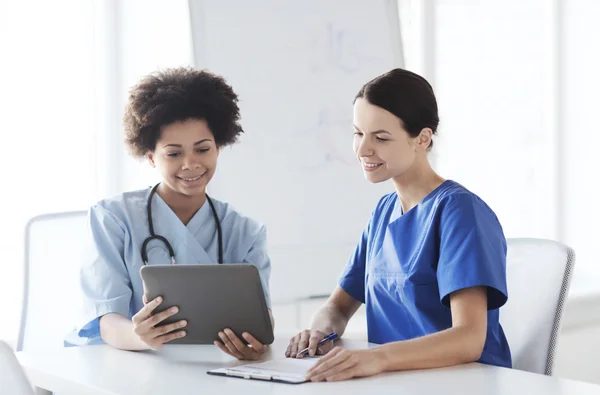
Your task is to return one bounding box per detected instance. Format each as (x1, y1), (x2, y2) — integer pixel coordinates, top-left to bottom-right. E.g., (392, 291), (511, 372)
(17, 211), (90, 352)
(501, 238), (575, 375)
(0, 340), (34, 395)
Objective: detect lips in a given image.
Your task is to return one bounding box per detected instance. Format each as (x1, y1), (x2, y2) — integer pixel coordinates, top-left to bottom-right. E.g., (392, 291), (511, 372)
(176, 169), (207, 181)
(363, 162), (383, 172)
(177, 175), (202, 181)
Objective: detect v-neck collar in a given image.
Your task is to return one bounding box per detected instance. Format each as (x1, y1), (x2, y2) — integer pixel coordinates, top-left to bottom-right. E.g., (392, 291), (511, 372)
(153, 192), (210, 234)
(148, 191), (215, 264)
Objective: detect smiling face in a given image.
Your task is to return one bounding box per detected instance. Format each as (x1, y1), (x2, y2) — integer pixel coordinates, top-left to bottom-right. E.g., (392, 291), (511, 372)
(147, 118), (219, 197)
(352, 98), (432, 183)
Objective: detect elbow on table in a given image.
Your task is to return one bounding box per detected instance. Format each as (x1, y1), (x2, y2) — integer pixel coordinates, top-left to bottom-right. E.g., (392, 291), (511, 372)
(463, 343), (484, 363)
(460, 328), (486, 363)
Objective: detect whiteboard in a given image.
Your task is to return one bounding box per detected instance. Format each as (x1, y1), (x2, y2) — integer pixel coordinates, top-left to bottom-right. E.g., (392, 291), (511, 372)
(189, 0), (402, 303)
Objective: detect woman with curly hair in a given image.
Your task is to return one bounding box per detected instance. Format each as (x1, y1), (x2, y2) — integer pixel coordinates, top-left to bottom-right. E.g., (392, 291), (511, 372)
(74, 67), (272, 360)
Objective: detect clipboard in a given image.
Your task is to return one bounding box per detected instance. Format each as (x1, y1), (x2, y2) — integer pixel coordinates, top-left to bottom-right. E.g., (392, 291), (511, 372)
(207, 357), (321, 384)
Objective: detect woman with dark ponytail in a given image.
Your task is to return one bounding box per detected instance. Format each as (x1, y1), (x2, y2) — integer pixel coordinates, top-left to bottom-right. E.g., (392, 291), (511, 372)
(287, 68), (511, 382)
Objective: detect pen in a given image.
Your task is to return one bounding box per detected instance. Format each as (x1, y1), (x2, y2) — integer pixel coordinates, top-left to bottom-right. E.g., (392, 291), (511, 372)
(296, 332), (338, 357)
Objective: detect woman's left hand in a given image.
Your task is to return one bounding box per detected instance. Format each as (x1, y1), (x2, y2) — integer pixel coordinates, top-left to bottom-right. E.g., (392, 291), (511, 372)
(214, 329), (267, 360)
(306, 347), (386, 382)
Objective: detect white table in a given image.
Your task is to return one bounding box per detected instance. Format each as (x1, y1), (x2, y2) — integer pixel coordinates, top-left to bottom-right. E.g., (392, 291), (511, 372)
(17, 337), (600, 395)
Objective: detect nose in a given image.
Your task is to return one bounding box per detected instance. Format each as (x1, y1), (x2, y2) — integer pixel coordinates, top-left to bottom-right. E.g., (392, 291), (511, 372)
(181, 155), (201, 170)
(355, 135), (374, 159)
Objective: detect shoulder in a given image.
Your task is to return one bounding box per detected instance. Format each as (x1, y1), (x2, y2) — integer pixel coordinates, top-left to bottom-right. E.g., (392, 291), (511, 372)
(437, 181), (497, 214)
(209, 197), (265, 240)
(434, 181), (503, 229)
(90, 188), (150, 229)
(209, 198), (268, 260)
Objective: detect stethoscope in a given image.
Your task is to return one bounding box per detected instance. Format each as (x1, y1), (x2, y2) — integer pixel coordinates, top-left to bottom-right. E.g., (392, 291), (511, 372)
(141, 183), (223, 265)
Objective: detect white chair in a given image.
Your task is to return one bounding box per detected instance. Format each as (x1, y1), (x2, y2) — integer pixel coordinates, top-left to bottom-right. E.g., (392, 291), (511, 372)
(0, 340), (34, 395)
(501, 238), (575, 375)
(17, 211), (90, 352)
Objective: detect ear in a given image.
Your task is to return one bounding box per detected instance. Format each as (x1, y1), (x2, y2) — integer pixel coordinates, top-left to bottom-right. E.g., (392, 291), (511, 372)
(147, 152), (156, 168)
(418, 128), (433, 150)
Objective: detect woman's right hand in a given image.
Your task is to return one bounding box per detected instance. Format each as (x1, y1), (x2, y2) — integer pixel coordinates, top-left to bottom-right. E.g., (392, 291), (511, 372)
(285, 329), (335, 358)
(131, 296), (187, 349)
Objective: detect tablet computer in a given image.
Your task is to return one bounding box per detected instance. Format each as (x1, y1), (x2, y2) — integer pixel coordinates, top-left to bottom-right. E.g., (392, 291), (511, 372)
(139, 264), (274, 345)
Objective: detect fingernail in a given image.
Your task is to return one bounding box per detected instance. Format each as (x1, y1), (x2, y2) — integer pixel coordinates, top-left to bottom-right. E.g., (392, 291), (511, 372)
(180, 320), (187, 327)
(242, 333), (249, 339)
(156, 297), (162, 303)
(171, 307), (178, 313)
(309, 350), (315, 356)
(180, 331), (186, 337)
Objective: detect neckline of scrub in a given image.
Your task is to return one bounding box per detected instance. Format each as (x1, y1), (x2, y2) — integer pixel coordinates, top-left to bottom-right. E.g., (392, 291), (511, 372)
(147, 186), (212, 233)
(392, 179), (454, 218)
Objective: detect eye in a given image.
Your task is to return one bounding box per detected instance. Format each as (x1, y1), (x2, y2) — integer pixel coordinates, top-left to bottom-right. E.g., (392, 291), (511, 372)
(166, 152), (180, 157)
(375, 137), (389, 142)
(196, 147), (210, 153)
(353, 131), (363, 136)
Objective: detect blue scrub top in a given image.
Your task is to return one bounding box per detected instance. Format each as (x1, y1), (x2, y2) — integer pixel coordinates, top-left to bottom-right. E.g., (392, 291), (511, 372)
(339, 180), (512, 368)
(71, 188), (272, 345)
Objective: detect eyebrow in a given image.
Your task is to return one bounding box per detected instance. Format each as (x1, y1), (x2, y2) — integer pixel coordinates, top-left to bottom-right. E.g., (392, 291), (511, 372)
(353, 125), (391, 135)
(163, 139), (212, 148)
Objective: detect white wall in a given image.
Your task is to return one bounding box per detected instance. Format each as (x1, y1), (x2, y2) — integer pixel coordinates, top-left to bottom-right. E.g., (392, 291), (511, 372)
(434, 0), (558, 240)
(563, 0), (600, 280)
(0, 0), (98, 342)
(428, 0), (600, 291)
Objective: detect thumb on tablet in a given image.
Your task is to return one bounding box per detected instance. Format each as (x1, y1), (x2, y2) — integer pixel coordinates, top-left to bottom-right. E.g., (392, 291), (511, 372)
(243, 332), (265, 352)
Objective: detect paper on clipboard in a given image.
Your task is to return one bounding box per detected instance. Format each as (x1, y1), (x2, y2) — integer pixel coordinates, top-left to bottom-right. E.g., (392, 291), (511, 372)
(207, 356), (321, 384)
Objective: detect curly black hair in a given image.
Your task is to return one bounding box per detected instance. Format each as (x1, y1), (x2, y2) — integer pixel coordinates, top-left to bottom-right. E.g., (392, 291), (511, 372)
(123, 67), (244, 157)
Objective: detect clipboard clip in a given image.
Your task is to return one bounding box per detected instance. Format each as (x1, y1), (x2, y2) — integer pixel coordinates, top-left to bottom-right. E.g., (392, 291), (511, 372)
(226, 369), (272, 381)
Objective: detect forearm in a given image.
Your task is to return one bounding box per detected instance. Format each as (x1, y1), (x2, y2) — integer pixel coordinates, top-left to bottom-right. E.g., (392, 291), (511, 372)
(376, 325), (485, 371)
(99, 313), (149, 351)
(310, 304), (351, 336)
